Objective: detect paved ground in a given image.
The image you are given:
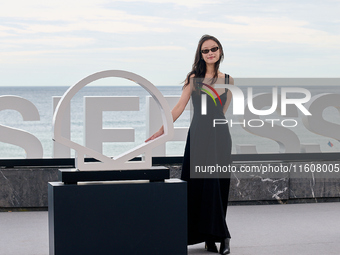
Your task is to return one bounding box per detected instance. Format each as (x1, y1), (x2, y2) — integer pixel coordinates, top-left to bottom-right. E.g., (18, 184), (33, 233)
(1, 202), (340, 255)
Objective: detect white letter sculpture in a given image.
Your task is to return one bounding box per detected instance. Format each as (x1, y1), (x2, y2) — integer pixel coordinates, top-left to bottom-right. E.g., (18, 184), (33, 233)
(53, 70), (174, 171)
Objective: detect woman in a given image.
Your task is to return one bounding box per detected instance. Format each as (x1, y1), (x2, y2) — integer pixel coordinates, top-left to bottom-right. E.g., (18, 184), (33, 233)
(146, 34), (233, 254)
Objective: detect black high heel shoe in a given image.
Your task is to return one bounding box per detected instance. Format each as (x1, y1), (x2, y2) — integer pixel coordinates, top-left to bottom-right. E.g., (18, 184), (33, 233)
(219, 238), (230, 254)
(205, 240), (218, 253)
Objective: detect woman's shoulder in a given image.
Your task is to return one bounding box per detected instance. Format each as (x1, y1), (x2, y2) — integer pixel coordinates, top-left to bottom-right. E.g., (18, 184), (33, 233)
(218, 72), (234, 85)
(184, 73), (195, 86)
(217, 71), (225, 78)
(228, 75), (234, 85)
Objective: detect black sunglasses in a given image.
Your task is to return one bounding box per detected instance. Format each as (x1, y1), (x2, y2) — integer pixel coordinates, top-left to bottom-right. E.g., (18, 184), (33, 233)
(201, 46), (219, 54)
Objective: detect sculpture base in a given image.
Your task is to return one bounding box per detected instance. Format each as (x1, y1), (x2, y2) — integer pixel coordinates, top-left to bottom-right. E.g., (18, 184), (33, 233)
(58, 166), (169, 184)
(48, 178), (187, 255)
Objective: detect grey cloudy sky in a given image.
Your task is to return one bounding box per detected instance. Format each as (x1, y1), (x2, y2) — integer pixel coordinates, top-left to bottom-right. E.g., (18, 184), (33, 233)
(1, 0), (339, 86)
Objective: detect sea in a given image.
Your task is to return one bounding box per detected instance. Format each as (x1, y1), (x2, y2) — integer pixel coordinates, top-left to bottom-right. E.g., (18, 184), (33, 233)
(0, 85), (339, 159)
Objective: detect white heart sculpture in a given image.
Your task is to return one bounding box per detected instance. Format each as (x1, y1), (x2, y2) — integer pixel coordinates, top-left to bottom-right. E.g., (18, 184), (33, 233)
(53, 70), (174, 171)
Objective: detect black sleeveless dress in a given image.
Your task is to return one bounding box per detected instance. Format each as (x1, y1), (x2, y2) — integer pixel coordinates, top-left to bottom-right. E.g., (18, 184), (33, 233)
(181, 74), (232, 245)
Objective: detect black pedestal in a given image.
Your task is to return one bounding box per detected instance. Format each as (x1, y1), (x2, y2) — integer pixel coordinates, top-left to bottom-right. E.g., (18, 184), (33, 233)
(48, 173), (187, 255)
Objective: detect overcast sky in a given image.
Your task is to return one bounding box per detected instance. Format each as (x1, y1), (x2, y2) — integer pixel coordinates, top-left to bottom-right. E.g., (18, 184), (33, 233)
(1, 0), (339, 86)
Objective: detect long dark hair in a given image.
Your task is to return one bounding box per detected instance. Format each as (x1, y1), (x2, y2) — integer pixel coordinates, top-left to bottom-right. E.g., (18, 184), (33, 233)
(184, 34), (224, 89)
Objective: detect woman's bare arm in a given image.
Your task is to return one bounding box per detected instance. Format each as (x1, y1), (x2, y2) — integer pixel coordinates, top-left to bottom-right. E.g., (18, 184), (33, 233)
(145, 83), (191, 142)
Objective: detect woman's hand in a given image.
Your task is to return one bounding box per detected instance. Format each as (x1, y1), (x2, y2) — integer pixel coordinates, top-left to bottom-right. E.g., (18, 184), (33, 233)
(145, 126), (164, 142)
